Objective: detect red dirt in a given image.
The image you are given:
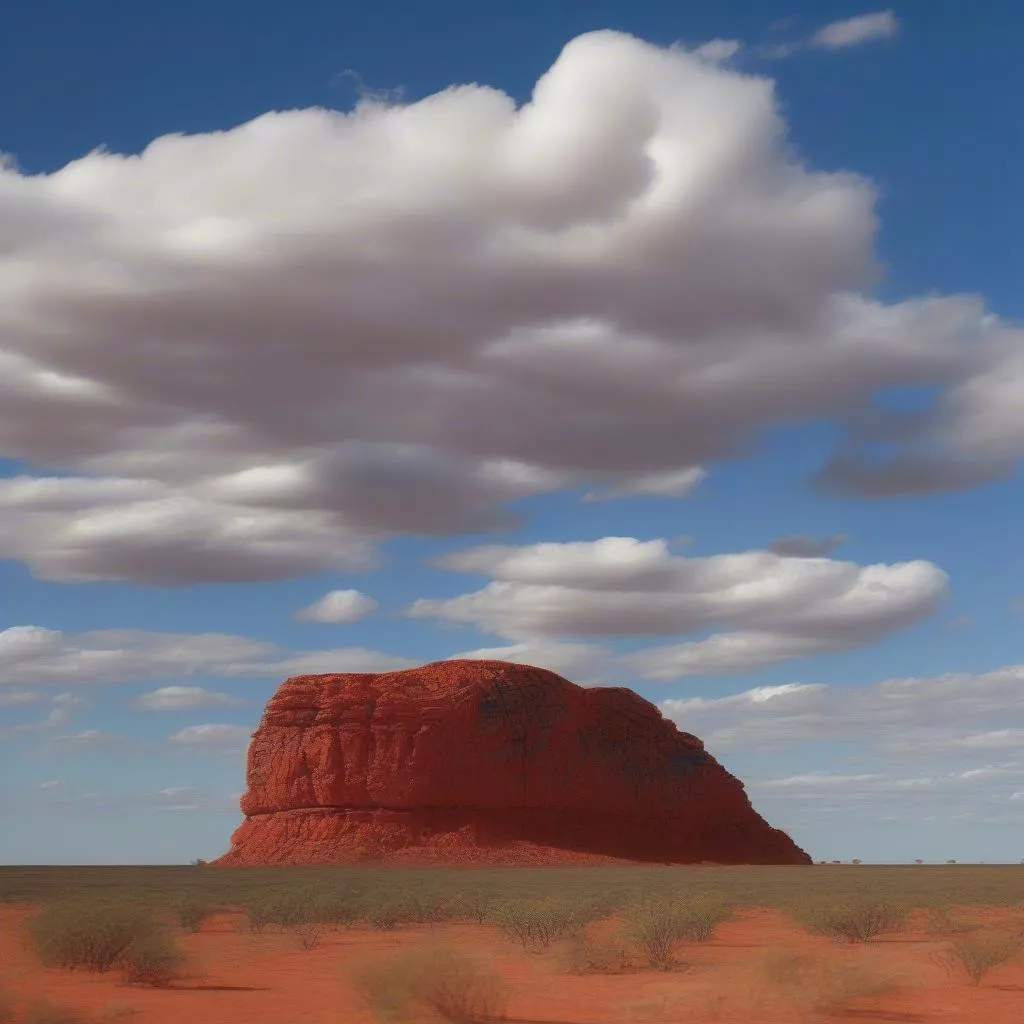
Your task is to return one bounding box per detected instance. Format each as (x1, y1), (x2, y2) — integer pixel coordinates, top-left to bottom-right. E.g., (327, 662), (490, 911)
(215, 659), (810, 866)
(3, 903), (1024, 1023)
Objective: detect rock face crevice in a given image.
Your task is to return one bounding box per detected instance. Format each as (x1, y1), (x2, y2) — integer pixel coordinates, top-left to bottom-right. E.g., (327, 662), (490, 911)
(214, 660), (811, 866)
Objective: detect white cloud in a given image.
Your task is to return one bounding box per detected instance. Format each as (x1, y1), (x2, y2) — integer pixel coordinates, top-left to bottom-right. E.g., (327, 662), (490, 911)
(133, 685), (245, 710)
(39, 779), (63, 789)
(582, 467), (706, 502)
(293, 588), (379, 623)
(0, 624), (411, 686)
(169, 724), (252, 751)
(449, 639), (614, 684)
(810, 10), (900, 50)
(50, 729), (119, 748)
(744, 764), (1024, 832)
(0, 30), (1018, 585)
(660, 663), (1024, 754)
(412, 536), (948, 676)
(692, 39), (743, 62)
(0, 691), (85, 734)
(157, 786), (195, 798)
(0, 690), (40, 706)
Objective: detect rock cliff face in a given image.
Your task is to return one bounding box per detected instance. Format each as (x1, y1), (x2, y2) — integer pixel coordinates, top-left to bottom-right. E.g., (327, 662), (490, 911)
(214, 660), (811, 866)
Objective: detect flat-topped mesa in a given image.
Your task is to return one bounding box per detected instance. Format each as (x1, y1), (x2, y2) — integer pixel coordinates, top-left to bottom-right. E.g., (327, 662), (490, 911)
(214, 659), (812, 866)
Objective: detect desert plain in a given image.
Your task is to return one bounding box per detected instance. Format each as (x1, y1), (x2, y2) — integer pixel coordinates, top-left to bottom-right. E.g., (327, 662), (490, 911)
(1, 863), (1023, 1023)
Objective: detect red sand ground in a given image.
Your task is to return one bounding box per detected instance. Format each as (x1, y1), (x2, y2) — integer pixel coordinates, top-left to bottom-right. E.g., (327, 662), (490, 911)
(2, 903), (1023, 1023)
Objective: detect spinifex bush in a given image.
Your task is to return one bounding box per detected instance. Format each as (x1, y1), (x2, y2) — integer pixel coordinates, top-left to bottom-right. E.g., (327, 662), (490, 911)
(760, 949), (902, 1016)
(361, 891), (431, 931)
(118, 930), (185, 987)
(489, 897), (581, 953)
(623, 899), (687, 971)
(30, 899), (165, 973)
(794, 898), (909, 943)
(933, 932), (1022, 986)
(348, 942), (507, 1024)
(560, 927), (634, 975)
(624, 893), (733, 970)
(173, 896), (216, 933)
(441, 887), (495, 924)
(926, 907), (980, 936)
(246, 889), (320, 932)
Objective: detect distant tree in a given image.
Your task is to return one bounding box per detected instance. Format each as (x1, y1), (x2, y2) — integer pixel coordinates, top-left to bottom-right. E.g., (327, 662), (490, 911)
(946, 859), (956, 865)
(851, 859), (862, 865)
(915, 859), (924, 864)
(831, 860), (841, 864)
(191, 858), (208, 867)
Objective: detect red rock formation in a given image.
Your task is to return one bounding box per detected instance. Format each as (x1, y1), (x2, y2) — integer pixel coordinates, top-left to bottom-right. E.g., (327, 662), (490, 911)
(214, 660), (811, 866)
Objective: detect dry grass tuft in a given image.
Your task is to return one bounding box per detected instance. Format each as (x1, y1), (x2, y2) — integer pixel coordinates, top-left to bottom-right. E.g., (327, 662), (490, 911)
(925, 907), (981, 935)
(793, 897), (908, 942)
(488, 897), (580, 953)
(117, 930), (185, 987)
(759, 947), (906, 1016)
(558, 925), (635, 974)
(347, 941), (507, 1023)
(932, 931), (1022, 986)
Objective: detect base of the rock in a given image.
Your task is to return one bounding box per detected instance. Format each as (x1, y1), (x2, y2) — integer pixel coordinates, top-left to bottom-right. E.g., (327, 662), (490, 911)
(213, 806), (813, 867)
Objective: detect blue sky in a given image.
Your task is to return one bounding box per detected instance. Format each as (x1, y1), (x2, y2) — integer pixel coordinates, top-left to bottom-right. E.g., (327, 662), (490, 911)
(2, 1), (1023, 866)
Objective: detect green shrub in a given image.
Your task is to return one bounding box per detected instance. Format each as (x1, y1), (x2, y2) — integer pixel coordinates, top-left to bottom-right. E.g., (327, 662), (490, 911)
(489, 897), (580, 953)
(118, 930), (185, 987)
(30, 900), (161, 972)
(360, 891), (436, 930)
(794, 898), (908, 943)
(245, 890), (314, 932)
(307, 890), (362, 928)
(933, 933), (1022, 986)
(624, 900), (686, 970)
(174, 897), (215, 933)
(442, 888), (495, 924)
(623, 893), (731, 970)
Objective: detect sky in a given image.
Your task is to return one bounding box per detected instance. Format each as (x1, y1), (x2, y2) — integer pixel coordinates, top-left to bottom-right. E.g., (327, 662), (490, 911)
(1, 0), (1023, 866)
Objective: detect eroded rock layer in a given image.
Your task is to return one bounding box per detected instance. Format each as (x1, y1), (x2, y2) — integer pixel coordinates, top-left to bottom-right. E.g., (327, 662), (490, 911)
(214, 660), (811, 866)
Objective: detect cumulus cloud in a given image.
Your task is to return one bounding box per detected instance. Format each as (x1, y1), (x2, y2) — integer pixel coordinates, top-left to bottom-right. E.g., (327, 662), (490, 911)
(769, 533), (847, 558)
(133, 685), (245, 710)
(411, 536), (948, 676)
(449, 639), (615, 684)
(660, 663), (1024, 754)
(0, 691), (85, 735)
(293, 588), (379, 623)
(0, 624), (411, 687)
(169, 724), (252, 751)
(810, 10), (900, 50)
(0, 30), (1018, 585)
